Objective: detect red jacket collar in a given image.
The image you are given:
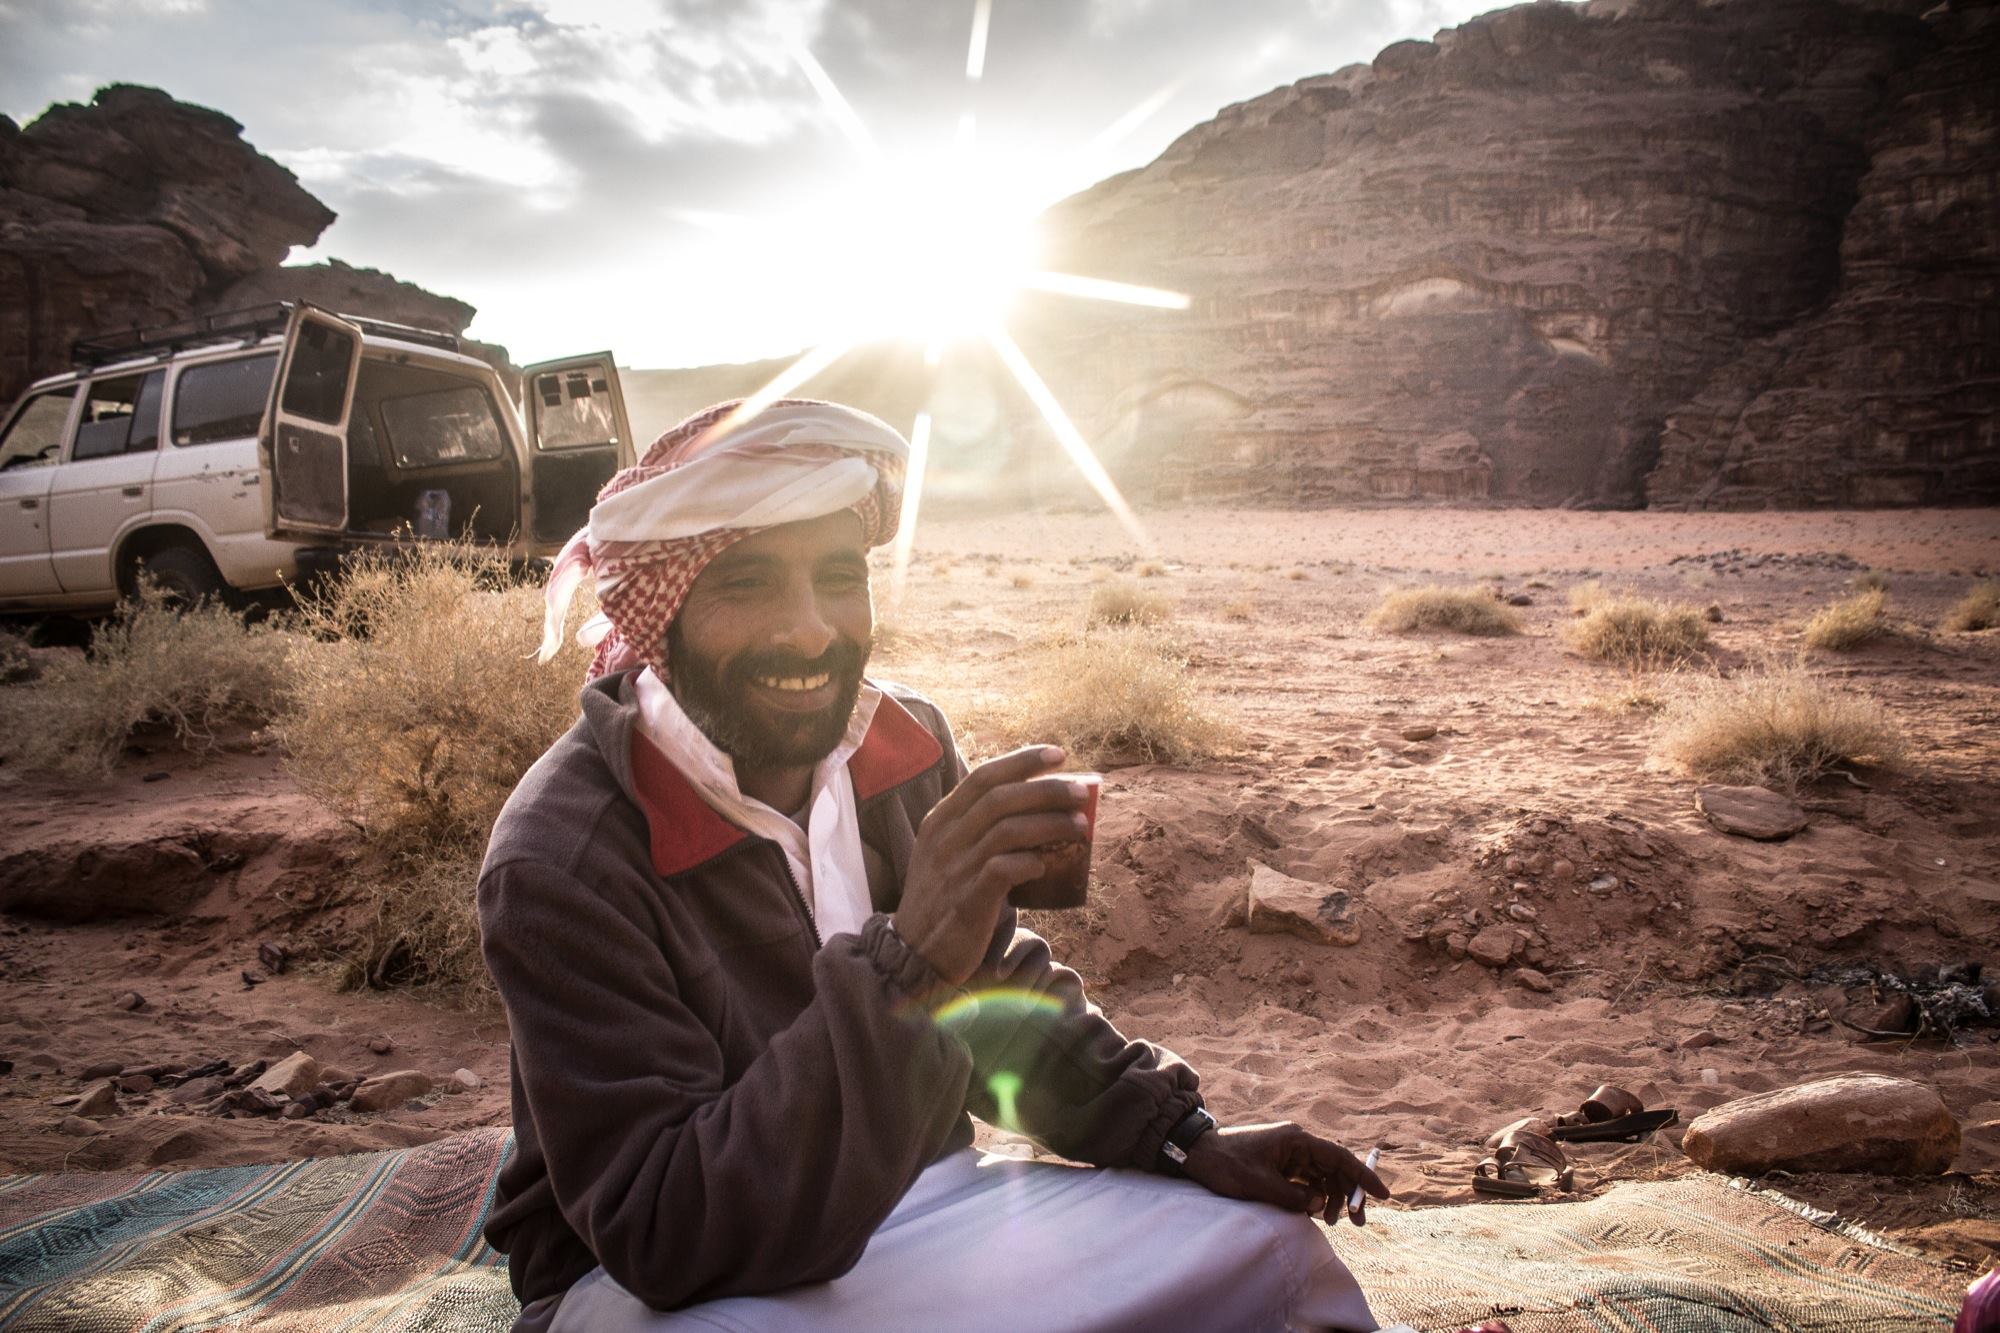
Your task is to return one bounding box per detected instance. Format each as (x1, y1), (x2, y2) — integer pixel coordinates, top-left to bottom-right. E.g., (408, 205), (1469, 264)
(631, 692), (944, 878)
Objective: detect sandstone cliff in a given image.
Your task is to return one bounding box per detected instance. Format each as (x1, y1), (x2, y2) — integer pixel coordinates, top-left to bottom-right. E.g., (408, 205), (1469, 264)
(1019, 0), (1984, 507)
(1647, 0), (2000, 507)
(0, 86), (492, 408)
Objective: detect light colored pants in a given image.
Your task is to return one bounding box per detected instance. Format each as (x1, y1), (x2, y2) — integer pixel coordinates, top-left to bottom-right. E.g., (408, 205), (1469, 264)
(548, 1149), (1379, 1333)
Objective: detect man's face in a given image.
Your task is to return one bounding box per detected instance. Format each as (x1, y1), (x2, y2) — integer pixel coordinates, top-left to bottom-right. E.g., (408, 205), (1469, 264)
(667, 510), (873, 773)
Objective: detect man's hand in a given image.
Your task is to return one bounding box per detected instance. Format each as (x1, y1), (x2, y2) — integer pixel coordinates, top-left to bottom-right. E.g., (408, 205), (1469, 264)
(1180, 1122), (1390, 1226)
(892, 745), (1090, 986)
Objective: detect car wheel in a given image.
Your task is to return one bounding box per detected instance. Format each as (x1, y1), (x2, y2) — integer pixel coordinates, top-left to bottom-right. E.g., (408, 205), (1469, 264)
(135, 543), (228, 609)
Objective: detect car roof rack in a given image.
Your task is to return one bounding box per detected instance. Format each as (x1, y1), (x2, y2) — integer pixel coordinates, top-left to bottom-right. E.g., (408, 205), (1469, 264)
(69, 301), (462, 369)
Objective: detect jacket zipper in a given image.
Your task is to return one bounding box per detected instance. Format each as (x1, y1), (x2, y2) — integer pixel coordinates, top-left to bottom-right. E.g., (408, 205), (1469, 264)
(773, 845), (822, 950)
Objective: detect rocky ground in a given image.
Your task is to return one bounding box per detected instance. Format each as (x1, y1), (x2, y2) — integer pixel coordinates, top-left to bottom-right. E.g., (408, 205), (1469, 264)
(0, 506), (1995, 1275)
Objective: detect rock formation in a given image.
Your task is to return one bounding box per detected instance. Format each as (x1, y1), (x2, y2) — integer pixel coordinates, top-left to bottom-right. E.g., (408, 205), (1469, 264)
(0, 85), (495, 408)
(632, 0), (1994, 510)
(1648, 0), (2000, 507)
(1022, 0), (1987, 507)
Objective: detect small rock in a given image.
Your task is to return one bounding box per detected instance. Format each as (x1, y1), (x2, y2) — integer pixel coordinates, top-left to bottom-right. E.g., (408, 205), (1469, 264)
(1695, 785), (1809, 841)
(112, 991), (144, 1011)
(1704, 604), (1725, 623)
(1679, 1029), (1722, 1051)
(1245, 861), (1362, 947)
(1400, 724), (1438, 742)
(367, 1036), (395, 1056)
(1588, 874), (1619, 893)
(116, 1074), (155, 1095)
(59, 1116), (97, 1137)
(1507, 903), (1538, 922)
(240, 970), (262, 989)
(1682, 1074), (1960, 1176)
(1444, 932), (1470, 960)
(257, 942), (289, 975)
(79, 1060), (124, 1081)
(320, 1066), (354, 1087)
(352, 1070), (434, 1113)
(449, 1068), (482, 1092)
(75, 1081), (119, 1118)
(282, 1100), (315, 1120)
(142, 771), (170, 783)
(1467, 925), (1520, 969)
(1514, 967), (1555, 993)
(1700, 1068), (1720, 1085)
(225, 1060), (268, 1089)
(1550, 857), (1575, 881)
(213, 1087), (284, 1117)
(250, 1051), (320, 1100)
(1506, 593), (1533, 606)
(168, 1076), (225, 1105)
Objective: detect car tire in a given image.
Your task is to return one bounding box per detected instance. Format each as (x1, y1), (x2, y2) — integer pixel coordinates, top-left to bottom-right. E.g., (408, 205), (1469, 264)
(135, 542), (228, 609)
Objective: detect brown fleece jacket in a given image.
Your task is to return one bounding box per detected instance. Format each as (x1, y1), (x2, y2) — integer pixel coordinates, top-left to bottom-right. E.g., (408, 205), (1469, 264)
(477, 671), (1202, 1323)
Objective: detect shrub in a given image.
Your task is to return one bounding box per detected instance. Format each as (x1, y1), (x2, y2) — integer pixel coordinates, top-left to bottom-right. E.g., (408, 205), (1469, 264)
(1088, 579), (1173, 627)
(1941, 581), (2000, 633)
(1220, 599), (1256, 622)
(1003, 626), (1230, 766)
(336, 842), (493, 1005)
(1367, 586), (1522, 636)
(1284, 568), (1308, 582)
(0, 628), (35, 685)
(1852, 570), (1889, 593)
(1569, 579), (1606, 613)
(1137, 560), (1168, 578)
(1564, 597), (1709, 668)
(1803, 589), (1890, 650)
(1657, 661), (1904, 788)
(0, 588), (289, 777)
(277, 544), (590, 851)
(1010, 572), (1035, 589)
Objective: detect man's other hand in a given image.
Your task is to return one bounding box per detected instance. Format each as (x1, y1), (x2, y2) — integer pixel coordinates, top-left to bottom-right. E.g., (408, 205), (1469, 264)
(1181, 1122), (1391, 1226)
(893, 744), (1087, 986)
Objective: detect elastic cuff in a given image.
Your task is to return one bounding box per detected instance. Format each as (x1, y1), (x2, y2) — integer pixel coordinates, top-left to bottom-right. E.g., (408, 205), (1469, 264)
(862, 913), (965, 1014)
(1133, 1090), (1205, 1173)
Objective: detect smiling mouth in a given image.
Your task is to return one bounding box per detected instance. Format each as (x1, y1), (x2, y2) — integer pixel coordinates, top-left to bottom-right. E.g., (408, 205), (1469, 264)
(754, 672), (832, 693)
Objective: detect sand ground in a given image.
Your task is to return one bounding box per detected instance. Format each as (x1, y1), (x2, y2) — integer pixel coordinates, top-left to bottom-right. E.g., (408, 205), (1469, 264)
(1, 507), (1996, 1270)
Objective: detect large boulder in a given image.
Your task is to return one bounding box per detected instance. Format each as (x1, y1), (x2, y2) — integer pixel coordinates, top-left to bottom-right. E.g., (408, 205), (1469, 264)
(1681, 1073), (1960, 1176)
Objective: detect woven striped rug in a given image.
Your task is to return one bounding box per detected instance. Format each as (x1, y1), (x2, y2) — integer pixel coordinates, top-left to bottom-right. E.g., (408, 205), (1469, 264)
(0, 1129), (1965, 1331)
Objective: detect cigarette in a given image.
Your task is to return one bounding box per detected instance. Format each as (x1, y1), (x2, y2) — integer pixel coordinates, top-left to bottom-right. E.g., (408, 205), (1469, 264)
(1347, 1146), (1381, 1219)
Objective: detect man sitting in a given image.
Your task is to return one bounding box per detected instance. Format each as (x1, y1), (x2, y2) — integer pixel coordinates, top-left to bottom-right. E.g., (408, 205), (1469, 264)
(478, 398), (1390, 1331)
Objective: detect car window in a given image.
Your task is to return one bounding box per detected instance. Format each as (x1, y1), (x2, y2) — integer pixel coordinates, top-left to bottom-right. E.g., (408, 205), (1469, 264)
(534, 368), (620, 449)
(172, 354), (277, 447)
(72, 371), (163, 461)
(281, 321), (357, 423)
(380, 384), (505, 467)
(0, 387), (78, 472)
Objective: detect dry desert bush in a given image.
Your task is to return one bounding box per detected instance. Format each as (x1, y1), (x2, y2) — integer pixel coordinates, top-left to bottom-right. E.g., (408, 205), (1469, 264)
(1220, 599), (1256, 622)
(1009, 571), (1035, 589)
(1941, 581), (2000, 633)
(1367, 585), (1522, 636)
(279, 544), (589, 849)
(1657, 660), (1904, 789)
(1088, 579), (1173, 627)
(1852, 569), (1890, 593)
(1000, 625), (1230, 766)
(0, 587), (289, 777)
(277, 546), (590, 998)
(1569, 579), (1607, 613)
(1565, 596), (1710, 668)
(1137, 560), (1168, 578)
(1803, 588), (1891, 650)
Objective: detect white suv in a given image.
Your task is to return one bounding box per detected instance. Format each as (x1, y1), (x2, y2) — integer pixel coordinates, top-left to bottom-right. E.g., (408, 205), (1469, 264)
(0, 303), (633, 609)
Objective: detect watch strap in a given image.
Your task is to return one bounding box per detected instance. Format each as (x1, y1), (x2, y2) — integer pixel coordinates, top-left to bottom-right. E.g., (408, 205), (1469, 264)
(1157, 1104), (1217, 1176)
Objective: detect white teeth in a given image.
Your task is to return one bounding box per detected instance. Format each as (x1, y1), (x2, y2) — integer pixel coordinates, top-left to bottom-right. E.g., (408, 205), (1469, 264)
(758, 673), (830, 692)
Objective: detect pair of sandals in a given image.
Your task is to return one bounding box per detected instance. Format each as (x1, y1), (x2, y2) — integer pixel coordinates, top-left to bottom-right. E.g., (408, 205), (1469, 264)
(1472, 1085), (1679, 1199)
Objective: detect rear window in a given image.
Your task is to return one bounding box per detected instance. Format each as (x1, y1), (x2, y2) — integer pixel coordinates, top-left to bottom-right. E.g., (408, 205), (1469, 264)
(72, 370), (163, 461)
(534, 367), (619, 449)
(379, 384), (505, 468)
(172, 354), (277, 447)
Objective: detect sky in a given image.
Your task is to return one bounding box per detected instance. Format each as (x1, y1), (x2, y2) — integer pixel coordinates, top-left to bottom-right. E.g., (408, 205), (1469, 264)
(2, 0), (1500, 369)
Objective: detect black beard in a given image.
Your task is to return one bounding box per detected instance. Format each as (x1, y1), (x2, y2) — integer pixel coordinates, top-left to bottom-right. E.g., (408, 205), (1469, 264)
(665, 621), (869, 771)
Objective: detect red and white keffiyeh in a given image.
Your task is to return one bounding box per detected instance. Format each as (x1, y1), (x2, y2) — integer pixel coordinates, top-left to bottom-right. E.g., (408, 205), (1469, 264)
(538, 397), (909, 681)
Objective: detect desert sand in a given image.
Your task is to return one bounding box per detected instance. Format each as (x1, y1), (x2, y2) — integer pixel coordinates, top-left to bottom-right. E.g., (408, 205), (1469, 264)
(1, 507), (1995, 1270)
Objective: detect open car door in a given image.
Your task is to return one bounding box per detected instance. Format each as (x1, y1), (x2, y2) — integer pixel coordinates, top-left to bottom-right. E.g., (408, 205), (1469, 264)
(260, 305), (362, 539)
(522, 353), (633, 544)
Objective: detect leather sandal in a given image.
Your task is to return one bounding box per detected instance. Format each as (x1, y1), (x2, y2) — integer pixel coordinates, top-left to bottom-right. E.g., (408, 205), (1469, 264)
(1548, 1084), (1678, 1143)
(1473, 1123), (1573, 1198)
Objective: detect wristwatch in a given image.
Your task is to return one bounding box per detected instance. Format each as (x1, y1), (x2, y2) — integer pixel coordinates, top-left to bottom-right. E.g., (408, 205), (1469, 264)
(1156, 1104), (1217, 1176)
